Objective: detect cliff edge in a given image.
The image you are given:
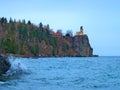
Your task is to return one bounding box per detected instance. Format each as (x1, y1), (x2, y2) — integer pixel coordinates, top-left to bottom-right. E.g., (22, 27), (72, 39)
(73, 35), (93, 57)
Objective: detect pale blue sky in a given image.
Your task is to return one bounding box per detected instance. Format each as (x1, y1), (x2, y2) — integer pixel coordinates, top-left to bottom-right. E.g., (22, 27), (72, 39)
(1, 0), (120, 56)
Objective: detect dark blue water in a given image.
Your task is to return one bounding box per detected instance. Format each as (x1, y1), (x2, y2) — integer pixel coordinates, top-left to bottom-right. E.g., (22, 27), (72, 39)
(0, 56), (120, 90)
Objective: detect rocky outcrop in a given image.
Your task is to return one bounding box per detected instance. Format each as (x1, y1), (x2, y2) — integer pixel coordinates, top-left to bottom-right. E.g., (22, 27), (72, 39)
(0, 17), (96, 57)
(73, 35), (93, 57)
(0, 55), (10, 75)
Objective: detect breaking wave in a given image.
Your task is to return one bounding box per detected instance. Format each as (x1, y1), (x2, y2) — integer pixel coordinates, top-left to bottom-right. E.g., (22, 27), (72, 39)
(6, 56), (28, 75)
(0, 56), (29, 81)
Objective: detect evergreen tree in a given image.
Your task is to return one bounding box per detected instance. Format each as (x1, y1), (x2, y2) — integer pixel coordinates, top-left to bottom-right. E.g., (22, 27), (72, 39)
(9, 17), (13, 23)
(27, 20), (31, 25)
(22, 19), (26, 24)
(39, 22), (43, 30)
(65, 30), (73, 37)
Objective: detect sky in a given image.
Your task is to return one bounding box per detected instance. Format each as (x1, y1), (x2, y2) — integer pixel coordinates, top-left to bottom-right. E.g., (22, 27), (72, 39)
(0, 0), (120, 56)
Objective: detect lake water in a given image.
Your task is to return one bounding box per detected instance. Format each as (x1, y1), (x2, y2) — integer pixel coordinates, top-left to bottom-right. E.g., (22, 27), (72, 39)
(0, 56), (120, 90)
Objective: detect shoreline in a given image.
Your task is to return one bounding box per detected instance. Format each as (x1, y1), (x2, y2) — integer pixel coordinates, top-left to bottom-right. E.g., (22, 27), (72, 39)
(1, 54), (99, 59)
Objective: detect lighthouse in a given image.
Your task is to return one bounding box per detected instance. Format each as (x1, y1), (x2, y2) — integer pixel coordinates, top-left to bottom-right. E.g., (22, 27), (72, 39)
(76, 26), (84, 35)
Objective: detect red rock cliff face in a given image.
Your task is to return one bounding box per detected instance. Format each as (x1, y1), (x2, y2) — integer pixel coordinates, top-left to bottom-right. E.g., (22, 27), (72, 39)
(51, 34), (93, 57)
(72, 35), (93, 57)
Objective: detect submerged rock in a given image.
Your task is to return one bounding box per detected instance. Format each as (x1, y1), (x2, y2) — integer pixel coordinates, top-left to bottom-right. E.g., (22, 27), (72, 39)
(0, 55), (11, 75)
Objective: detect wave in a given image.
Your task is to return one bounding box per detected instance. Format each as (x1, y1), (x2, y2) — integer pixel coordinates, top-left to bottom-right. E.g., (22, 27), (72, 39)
(0, 55), (29, 81)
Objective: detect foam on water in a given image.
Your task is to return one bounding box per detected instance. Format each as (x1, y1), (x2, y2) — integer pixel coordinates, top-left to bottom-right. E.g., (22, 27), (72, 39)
(5, 56), (28, 76)
(0, 56), (29, 82)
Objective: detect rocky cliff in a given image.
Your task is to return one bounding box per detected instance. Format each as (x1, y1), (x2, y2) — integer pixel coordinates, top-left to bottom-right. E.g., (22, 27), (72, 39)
(0, 17), (94, 57)
(73, 35), (93, 57)
(0, 55), (10, 75)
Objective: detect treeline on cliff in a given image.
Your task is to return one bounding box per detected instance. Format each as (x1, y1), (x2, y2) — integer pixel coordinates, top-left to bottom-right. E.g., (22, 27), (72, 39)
(0, 17), (93, 57)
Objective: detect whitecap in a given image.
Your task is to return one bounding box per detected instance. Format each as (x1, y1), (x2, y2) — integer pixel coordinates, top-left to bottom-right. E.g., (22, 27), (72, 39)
(4, 55), (28, 76)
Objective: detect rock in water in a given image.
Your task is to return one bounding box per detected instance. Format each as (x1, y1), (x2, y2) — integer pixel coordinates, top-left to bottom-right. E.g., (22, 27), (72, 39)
(0, 55), (11, 75)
